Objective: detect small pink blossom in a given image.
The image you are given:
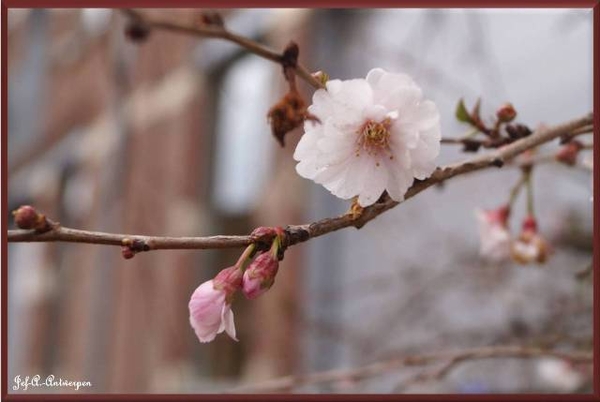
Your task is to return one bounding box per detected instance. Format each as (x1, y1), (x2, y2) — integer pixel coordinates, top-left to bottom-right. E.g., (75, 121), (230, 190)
(242, 251), (279, 299)
(512, 216), (549, 264)
(188, 266), (242, 343)
(475, 205), (511, 263)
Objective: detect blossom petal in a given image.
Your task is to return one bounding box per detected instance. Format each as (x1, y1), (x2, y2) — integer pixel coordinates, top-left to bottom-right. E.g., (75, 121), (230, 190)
(357, 162), (388, 206)
(293, 131), (319, 161)
(383, 157), (414, 201)
(328, 79), (374, 117)
(189, 281), (228, 343)
(410, 100), (440, 131)
(221, 305), (238, 341)
(296, 158), (321, 180)
(365, 68), (386, 87)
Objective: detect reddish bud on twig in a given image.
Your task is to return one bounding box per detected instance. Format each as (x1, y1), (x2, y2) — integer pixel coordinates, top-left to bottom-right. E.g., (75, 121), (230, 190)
(242, 228), (285, 299)
(555, 140), (583, 166)
(214, 265), (244, 295)
(512, 216), (550, 264)
(120, 238), (149, 259)
(496, 103), (517, 123)
(250, 226), (278, 243)
(121, 246), (136, 260)
(242, 251), (279, 299)
(505, 124), (532, 140)
(12, 205), (39, 229)
(12, 205), (52, 232)
(522, 215), (538, 233)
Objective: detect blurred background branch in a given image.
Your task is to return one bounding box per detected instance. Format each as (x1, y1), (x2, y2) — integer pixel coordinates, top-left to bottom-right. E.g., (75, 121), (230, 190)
(121, 9), (323, 89)
(232, 345), (592, 393)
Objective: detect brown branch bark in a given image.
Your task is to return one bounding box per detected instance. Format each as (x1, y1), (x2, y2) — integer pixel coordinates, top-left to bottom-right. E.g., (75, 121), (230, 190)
(121, 9), (324, 90)
(7, 112), (593, 252)
(230, 345), (592, 393)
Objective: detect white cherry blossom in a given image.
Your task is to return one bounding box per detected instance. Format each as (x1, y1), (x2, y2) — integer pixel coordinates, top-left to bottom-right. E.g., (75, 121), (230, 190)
(294, 68), (441, 207)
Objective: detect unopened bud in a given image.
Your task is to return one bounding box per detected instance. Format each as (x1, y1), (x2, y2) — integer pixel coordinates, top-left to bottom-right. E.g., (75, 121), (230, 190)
(512, 216), (549, 265)
(496, 103), (517, 123)
(506, 124), (532, 140)
(213, 266), (244, 295)
(555, 141), (582, 166)
(12, 205), (39, 229)
(121, 246), (135, 260)
(250, 226), (278, 243)
(12, 205), (50, 231)
(522, 215), (538, 234)
(242, 252), (279, 299)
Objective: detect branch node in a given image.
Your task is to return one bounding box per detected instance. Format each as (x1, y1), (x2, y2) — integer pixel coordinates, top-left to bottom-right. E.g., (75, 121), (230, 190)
(284, 226), (310, 246)
(491, 158), (505, 168)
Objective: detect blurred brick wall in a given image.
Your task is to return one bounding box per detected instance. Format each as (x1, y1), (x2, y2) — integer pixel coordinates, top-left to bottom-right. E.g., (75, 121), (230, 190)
(7, 9), (311, 392)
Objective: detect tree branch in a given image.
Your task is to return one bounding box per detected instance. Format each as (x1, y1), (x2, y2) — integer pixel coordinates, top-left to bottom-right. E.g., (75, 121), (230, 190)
(230, 345), (592, 393)
(440, 122), (593, 148)
(121, 9), (324, 90)
(7, 112), (593, 253)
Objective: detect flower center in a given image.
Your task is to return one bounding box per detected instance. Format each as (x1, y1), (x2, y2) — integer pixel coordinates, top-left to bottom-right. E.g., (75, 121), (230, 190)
(355, 118), (394, 163)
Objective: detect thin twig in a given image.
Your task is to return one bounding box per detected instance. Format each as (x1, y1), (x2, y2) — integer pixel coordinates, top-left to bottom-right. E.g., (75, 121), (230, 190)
(230, 345), (592, 393)
(560, 124), (594, 143)
(575, 261), (593, 280)
(441, 124), (593, 148)
(121, 9), (324, 90)
(7, 113), (593, 252)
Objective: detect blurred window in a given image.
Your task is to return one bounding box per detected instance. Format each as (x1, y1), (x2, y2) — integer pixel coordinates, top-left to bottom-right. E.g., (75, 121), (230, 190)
(212, 56), (274, 215)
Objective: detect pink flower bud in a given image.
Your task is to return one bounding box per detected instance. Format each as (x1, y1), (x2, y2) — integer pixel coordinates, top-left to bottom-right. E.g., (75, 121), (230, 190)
(188, 280), (237, 343)
(12, 205), (50, 231)
(521, 215), (537, 234)
(555, 141), (582, 166)
(250, 226), (279, 242)
(496, 103), (517, 123)
(512, 216), (549, 264)
(121, 246), (135, 260)
(242, 251), (279, 299)
(475, 205), (512, 263)
(189, 266), (243, 343)
(12, 205), (39, 229)
(213, 266), (244, 296)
